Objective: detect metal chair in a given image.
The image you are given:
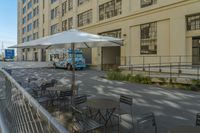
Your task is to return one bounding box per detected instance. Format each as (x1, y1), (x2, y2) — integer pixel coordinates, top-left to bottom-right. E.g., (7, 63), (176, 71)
(196, 113), (200, 126)
(32, 89), (51, 107)
(57, 90), (73, 109)
(136, 112), (157, 133)
(113, 94), (134, 132)
(73, 95), (89, 114)
(71, 106), (104, 133)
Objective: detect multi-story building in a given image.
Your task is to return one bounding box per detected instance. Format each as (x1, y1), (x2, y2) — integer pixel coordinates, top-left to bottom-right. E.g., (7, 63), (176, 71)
(17, 0), (200, 69)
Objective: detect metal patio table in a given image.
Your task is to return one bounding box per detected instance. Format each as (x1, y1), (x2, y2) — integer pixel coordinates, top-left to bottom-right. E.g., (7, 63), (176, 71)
(168, 125), (200, 133)
(46, 85), (70, 97)
(86, 97), (119, 126)
(46, 85), (70, 105)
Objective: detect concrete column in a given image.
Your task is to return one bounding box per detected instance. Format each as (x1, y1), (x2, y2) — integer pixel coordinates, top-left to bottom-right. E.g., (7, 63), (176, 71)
(73, 0), (78, 28)
(38, 49), (42, 62)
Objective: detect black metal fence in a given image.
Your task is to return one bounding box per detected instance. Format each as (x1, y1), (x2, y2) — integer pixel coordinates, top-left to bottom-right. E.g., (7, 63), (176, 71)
(0, 68), (69, 133)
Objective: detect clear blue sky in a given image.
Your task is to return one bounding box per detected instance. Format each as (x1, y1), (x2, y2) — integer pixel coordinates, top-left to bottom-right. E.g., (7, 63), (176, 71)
(0, 0), (17, 50)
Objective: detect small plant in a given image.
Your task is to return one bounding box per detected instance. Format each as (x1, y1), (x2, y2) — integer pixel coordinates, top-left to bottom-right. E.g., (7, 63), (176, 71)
(188, 83), (200, 91)
(106, 71), (151, 84)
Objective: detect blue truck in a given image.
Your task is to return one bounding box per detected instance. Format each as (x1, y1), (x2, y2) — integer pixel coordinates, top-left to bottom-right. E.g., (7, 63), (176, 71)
(4, 49), (15, 61)
(53, 49), (86, 70)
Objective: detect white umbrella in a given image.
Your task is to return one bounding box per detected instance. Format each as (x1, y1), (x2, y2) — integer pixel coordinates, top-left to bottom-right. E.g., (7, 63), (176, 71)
(11, 29), (123, 95)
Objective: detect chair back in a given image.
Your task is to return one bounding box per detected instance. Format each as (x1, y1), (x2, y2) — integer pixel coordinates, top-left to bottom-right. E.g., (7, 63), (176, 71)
(196, 113), (200, 126)
(73, 95), (87, 106)
(71, 106), (84, 121)
(59, 90), (73, 98)
(137, 112), (157, 133)
(120, 95), (133, 105)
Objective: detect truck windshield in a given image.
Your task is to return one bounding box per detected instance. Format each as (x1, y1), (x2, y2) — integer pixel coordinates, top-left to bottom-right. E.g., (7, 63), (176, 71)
(69, 54), (83, 58)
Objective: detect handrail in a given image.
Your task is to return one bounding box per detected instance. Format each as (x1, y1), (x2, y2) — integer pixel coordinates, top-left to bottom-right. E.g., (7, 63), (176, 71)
(0, 68), (69, 133)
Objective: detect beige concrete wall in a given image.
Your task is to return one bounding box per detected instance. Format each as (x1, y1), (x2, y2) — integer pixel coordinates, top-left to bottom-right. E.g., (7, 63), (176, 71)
(17, 0), (200, 67)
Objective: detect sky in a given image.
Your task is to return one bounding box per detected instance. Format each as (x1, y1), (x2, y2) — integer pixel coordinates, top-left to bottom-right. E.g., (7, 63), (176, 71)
(0, 0), (17, 52)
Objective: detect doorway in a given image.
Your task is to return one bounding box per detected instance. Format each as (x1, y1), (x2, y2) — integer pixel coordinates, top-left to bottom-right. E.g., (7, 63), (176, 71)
(192, 36), (200, 65)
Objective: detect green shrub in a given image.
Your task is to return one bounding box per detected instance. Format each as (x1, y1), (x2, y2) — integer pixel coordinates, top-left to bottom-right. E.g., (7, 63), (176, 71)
(106, 71), (151, 84)
(188, 83), (200, 91)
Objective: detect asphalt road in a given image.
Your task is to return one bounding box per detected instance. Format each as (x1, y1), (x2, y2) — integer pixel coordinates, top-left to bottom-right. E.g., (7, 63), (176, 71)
(1, 62), (200, 133)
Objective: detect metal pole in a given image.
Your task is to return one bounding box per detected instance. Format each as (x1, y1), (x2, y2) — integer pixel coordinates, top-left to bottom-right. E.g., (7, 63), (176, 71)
(143, 56), (145, 71)
(71, 43), (75, 95)
(170, 63), (172, 84)
(198, 66), (199, 81)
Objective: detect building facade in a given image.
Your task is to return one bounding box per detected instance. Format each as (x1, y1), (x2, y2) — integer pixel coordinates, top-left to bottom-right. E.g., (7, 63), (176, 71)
(17, 0), (200, 68)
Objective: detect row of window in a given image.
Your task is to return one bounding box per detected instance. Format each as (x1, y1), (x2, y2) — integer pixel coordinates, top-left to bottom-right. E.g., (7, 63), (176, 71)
(22, 32), (39, 43)
(22, 19), (39, 34)
(139, 12), (200, 55)
(51, 17), (73, 35)
(22, 0), (39, 15)
(51, 7), (59, 19)
(22, 6), (39, 25)
(62, 0), (73, 16)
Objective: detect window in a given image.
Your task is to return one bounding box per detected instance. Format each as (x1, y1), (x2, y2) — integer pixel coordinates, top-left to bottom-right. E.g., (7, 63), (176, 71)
(33, 19), (39, 29)
(51, 7), (59, 19)
(33, 32), (39, 40)
(43, 29), (45, 37)
(140, 22), (157, 54)
(27, 12), (32, 21)
(43, 14), (45, 23)
(62, 19), (68, 31)
(99, 0), (122, 21)
(68, 17), (73, 29)
(27, 0), (32, 9)
(33, 6), (39, 17)
(22, 27), (26, 34)
(22, 37), (26, 43)
(62, 1), (67, 16)
(27, 35), (32, 41)
(22, 6), (26, 14)
(51, 0), (57, 4)
(141, 0), (157, 8)
(78, 10), (92, 27)
(33, 0), (38, 4)
(22, 0), (26, 4)
(22, 17), (26, 24)
(78, 0), (89, 6)
(51, 24), (58, 35)
(99, 29), (121, 38)
(186, 13), (200, 31)
(27, 23), (32, 32)
(68, 0), (73, 11)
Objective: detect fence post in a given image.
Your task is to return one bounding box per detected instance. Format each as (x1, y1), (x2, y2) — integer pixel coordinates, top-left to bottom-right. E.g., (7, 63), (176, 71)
(129, 56), (131, 70)
(170, 63), (172, 84)
(149, 64), (151, 77)
(143, 56), (145, 71)
(159, 56), (161, 72)
(198, 66), (199, 81)
(178, 56), (181, 74)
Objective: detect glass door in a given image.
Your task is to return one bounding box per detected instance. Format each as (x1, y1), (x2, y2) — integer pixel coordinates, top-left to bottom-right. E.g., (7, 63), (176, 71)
(192, 37), (200, 65)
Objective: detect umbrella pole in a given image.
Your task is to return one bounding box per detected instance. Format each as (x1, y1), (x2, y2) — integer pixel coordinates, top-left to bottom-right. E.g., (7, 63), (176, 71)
(71, 43), (75, 96)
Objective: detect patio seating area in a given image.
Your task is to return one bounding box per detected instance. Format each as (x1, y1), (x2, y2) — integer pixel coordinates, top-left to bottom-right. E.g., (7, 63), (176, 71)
(7, 67), (200, 133)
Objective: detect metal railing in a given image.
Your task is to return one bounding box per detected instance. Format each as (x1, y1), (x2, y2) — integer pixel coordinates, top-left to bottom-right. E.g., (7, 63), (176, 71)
(120, 63), (200, 82)
(119, 55), (198, 67)
(0, 68), (69, 133)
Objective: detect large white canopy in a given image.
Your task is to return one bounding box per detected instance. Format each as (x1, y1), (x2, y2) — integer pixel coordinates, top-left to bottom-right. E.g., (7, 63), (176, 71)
(10, 29), (123, 49)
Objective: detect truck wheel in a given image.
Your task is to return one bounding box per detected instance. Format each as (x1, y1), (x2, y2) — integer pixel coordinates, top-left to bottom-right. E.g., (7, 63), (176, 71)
(53, 63), (57, 69)
(67, 64), (72, 70)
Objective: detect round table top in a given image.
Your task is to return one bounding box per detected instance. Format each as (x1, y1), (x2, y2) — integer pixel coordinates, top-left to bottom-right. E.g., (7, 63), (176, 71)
(46, 85), (69, 92)
(168, 125), (200, 133)
(86, 97), (119, 109)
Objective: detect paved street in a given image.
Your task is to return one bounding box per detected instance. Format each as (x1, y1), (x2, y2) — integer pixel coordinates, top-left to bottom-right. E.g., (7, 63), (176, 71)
(1, 62), (200, 133)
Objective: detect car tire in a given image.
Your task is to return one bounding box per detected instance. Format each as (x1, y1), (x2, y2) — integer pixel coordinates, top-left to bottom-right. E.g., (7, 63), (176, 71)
(53, 63), (57, 69)
(67, 64), (72, 70)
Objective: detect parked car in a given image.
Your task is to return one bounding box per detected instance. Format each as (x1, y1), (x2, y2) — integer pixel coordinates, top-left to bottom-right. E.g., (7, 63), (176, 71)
(53, 49), (86, 70)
